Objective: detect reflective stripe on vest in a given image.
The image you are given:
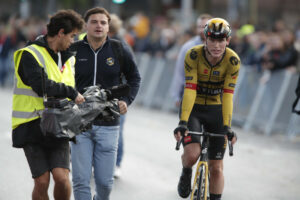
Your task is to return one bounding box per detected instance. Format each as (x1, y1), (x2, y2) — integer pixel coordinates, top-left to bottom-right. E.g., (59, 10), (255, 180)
(13, 87), (40, 97)
(12, 109), (43, 119)
(26, 45), (48, 74)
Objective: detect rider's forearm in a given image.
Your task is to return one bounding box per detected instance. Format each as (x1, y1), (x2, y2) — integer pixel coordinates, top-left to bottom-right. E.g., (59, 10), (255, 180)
(222, 92), (233, 127)
(180, 88), (196, 122)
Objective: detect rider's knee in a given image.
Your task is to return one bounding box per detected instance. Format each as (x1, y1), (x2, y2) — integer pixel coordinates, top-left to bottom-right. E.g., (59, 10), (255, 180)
(209, 164), (223, 177)
(182, 153), (199, 166)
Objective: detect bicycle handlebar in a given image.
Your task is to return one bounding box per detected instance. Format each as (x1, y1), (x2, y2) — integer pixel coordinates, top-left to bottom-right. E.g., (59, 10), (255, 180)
(175, 131), (234, 156)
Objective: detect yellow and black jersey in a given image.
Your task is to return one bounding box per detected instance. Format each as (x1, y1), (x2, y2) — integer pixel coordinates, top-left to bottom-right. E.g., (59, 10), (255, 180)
(180, 45), (240, 126)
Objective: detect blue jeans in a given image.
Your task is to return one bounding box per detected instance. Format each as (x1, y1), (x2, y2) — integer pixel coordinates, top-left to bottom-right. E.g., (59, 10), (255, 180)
(71, 125), (119, 200)
(116, 114), (126, 167)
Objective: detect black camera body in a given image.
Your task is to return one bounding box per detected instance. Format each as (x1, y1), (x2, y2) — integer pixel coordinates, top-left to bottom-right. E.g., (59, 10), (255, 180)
(44, 98), (69, 108)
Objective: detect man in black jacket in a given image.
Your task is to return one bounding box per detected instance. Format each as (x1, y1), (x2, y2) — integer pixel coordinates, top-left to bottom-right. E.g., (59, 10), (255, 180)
(12, 10), (84, 200)
(70, 7), (141, 200)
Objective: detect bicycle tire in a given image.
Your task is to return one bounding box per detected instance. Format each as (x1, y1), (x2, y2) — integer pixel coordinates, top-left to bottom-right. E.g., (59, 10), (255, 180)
(190, 164), (208, 200)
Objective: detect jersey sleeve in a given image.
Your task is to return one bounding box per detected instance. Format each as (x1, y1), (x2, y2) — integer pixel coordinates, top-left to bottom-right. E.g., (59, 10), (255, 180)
(222, 54), (240, 127)
(180, 48), (199, 122)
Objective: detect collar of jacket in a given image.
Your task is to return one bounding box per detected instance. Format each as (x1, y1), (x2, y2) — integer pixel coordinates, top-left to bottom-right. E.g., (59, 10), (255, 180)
(82, 35), (111, 47)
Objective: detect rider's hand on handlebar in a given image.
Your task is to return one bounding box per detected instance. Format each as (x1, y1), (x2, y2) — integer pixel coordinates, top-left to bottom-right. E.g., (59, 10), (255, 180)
(224, 126), (237, 145)
(173, 121), (189, 142)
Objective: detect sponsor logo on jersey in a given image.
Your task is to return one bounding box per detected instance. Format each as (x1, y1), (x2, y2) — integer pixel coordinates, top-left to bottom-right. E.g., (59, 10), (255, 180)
(231, 70), (239, 76)
(213, 71), (220, 76)
(184, 135), (192, 143)
(190, 49), (198, 60)
(106, 57), (114, 66)
(228, 83), (236, 88)
(229, 56), (239, 65)
(185, 76), (193, 80)
(185, 62), (192, 72)
(197, 87), (223, 95)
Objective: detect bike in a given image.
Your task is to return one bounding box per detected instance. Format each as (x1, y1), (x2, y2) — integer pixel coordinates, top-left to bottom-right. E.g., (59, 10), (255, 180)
(176, 131), (234, 200)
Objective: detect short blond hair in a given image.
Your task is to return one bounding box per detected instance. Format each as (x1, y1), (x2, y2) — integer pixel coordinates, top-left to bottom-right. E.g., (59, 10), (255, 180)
(109, 14), (123, 34)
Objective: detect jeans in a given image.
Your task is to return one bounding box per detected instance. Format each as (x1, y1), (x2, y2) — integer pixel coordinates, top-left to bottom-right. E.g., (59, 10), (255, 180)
(116, 114), (126, 167)
(71, 125), (119, 200)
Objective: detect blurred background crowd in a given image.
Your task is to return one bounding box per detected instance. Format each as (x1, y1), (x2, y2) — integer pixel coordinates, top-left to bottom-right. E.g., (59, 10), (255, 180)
(0, 0), (299, 88)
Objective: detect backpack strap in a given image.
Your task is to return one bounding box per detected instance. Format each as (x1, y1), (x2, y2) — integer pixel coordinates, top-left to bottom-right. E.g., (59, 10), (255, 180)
(110, 39), (125, 83)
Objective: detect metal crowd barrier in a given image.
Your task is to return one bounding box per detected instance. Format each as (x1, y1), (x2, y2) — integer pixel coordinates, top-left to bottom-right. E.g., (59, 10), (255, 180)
(235, 67), (300, 138)
(134, 52), (300, 139)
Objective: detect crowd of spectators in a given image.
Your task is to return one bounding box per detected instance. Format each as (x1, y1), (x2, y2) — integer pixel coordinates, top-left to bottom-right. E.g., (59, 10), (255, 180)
(0, 15), (46, 87)
(229, 20), (299, 73)
(0, 12), (299, 88)
(126, 14), (300, 73)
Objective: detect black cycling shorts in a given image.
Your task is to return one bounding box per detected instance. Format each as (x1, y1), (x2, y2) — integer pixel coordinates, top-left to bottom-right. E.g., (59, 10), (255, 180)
(182, 104), (227, 160)
(23, 140), (70, 178)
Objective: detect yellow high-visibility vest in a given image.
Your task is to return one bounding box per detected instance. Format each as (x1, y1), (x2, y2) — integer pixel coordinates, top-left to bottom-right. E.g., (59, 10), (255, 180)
(12, 44), (76, 130)
(78, 32), (86, 40)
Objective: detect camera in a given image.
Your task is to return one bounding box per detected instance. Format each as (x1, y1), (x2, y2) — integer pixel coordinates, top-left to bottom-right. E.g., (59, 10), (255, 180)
(44, 98), (69, 108)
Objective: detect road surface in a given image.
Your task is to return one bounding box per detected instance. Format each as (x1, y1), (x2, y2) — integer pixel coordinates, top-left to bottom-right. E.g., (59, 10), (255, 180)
(1, 88), (300, 200)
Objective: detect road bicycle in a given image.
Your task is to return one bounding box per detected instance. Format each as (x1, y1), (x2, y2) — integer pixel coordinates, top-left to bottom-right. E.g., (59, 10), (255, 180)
(176, 131), (234, 200)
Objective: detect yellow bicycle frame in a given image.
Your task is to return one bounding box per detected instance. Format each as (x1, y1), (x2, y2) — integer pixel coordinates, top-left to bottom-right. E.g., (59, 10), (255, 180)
(190, 161), (209, 200)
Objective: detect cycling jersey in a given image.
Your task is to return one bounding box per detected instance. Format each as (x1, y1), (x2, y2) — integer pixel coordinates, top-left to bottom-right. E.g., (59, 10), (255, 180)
(180, 45), (240, 127)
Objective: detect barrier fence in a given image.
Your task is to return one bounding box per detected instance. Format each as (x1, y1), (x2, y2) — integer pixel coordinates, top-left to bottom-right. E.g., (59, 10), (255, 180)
(134, 52), (300, 139)
(3, 51), (299, 139)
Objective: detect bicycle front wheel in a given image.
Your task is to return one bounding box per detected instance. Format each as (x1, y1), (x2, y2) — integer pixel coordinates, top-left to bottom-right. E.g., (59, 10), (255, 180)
(190, 163), (208, 200)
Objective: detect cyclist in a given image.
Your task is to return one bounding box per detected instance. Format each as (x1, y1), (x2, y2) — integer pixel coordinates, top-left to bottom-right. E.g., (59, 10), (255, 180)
(173, 18), (239, 200)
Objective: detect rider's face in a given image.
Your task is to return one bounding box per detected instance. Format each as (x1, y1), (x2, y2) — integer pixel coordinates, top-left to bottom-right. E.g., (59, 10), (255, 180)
(205, 37), (230, 58)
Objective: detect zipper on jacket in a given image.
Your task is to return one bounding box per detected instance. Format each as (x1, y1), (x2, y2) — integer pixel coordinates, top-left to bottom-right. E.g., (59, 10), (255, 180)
(93, 51), (98, 85)
(86, 42), (106, 86)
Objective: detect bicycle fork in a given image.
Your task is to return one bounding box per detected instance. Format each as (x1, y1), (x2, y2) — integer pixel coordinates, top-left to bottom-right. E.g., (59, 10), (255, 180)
(190, 161), (209, 200)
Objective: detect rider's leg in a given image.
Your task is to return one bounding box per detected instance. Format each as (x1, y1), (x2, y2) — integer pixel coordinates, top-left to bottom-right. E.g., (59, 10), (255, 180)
(177, 143), (201, 198)
(208, 160), (224, 200)
(182, 143), (201, 168)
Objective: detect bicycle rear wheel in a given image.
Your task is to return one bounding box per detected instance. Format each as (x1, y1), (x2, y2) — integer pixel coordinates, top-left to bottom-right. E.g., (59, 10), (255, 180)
(190, 163), (208, 200)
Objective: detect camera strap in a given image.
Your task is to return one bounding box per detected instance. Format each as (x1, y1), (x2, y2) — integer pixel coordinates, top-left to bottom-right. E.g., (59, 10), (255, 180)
(41, 67), (47, 102)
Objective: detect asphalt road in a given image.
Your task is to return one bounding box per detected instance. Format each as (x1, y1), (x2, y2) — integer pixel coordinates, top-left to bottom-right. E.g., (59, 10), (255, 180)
(1, 88), (300, 200)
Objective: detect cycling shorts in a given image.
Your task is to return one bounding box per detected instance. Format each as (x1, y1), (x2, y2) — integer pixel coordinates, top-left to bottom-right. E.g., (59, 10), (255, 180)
(181, 104), (227, 160)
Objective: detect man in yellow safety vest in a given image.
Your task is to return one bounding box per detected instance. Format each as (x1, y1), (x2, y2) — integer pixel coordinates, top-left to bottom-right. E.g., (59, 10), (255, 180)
(12, 9), (84, 200)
